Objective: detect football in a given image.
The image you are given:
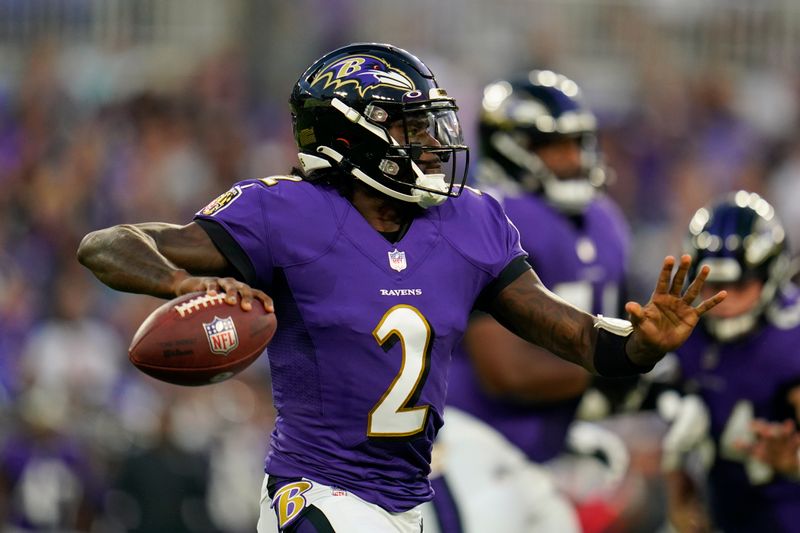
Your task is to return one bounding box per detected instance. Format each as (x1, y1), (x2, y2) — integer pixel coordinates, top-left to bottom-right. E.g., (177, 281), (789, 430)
(128, 291), (276, 386)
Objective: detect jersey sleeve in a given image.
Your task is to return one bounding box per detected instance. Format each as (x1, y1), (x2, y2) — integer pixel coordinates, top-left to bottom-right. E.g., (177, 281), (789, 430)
(440, 187), (529, 305)
(193, 177), (340, 291)
(460, 187), (527, 274)
(475, 255), (531, 310)
(193, 180), (274, 288)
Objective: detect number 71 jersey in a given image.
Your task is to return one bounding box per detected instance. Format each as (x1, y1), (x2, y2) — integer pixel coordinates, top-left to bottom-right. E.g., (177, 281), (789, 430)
(194, 177), (526, 512)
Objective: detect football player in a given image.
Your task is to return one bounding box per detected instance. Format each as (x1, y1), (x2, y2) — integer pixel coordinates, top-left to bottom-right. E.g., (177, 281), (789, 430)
(660, 191), (800, 533)
(77, 43), (725, 533)
(424, 70), (631, 533)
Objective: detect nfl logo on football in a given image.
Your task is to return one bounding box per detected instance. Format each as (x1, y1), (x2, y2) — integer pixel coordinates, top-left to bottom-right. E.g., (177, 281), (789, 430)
(388, 249), (407, 272)
(203, 316), (239, 355)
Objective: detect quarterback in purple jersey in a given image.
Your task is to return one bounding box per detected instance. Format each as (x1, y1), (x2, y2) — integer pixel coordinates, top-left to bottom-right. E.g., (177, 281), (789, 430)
(661, 191), (800, 533)
(78, 43), (725, 533)
(426, 70), (631, 533)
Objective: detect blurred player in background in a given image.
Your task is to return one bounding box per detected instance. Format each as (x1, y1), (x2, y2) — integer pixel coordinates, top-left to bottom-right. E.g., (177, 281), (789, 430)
(653, 191), (800, 533)
(78, 42), (724, 533)
(423, 71), (632, 532)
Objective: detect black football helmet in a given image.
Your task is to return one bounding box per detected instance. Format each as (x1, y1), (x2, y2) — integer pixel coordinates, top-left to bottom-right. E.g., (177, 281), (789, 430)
(478, 70), (608, 213)
(687, 191), (790, 341)
(290, 43), (469, 207)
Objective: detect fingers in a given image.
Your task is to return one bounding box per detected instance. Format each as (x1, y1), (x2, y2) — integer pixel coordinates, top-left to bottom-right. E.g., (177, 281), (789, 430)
(747, 419), (800, 469)
(751, 418), (796, 440)
(204, 277), (274, 313)
(677, 258), (726, 315)
(781, 419), (798, 434)
(669, 255), (691, 296)
(682, 263), (709, 304)
(653, 256), (676, 295)
(219, 277), (253, 310)
(174, 276), (207, 296)
(694, 290), (727, 316)
(254, 290), (275, 313)
(750, 418), (771, 436)
(212, 277), (241, 306)
(203, 278), (222, 294)
(625, 301), (644, 325)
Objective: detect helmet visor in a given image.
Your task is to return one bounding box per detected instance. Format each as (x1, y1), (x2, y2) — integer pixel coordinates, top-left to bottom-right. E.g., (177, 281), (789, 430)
(382, 106), (469, 197)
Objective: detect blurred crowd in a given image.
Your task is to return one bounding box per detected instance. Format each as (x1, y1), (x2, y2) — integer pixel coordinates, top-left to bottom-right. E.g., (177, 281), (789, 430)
(0, 41), (290, 532)
(1, 10), (800, 532)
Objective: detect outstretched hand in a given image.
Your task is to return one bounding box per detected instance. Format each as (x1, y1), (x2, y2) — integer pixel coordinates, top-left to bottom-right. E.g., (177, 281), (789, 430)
(625, 255), (727, 367)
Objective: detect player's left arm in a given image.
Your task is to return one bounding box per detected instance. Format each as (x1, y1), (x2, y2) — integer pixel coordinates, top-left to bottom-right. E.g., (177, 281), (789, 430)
(486, 255), (726, 376)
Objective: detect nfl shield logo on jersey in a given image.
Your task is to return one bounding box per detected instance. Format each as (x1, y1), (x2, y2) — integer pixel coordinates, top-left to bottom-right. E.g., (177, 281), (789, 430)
(203, 316), (239, 355)
(388, 249), (407, 272)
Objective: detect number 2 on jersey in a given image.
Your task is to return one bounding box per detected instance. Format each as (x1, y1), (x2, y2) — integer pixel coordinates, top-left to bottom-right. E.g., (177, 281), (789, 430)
(368, 305), (433, 437)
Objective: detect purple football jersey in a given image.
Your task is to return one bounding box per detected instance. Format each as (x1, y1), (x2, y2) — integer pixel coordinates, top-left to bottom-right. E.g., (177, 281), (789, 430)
(676, 290), (800, 531)
(194, 177), (525, 512)
(447, 189), (630, 462)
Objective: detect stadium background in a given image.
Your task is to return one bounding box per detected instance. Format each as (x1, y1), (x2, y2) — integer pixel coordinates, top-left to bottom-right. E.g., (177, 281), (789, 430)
(1, 0), (799, 530)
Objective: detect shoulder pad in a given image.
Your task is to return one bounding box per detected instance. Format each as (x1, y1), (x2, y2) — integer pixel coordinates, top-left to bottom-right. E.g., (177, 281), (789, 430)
(436, 189), (525, 276)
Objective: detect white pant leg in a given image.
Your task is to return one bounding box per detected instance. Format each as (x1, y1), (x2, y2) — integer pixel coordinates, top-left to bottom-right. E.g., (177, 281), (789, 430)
(424, 407), (581, 533)
(257, 474), (423, 533)
(256, 475), (280, 533)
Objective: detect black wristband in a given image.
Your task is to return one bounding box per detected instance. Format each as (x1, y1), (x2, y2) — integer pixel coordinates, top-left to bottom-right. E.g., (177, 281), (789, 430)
(593, 329), (655, 377)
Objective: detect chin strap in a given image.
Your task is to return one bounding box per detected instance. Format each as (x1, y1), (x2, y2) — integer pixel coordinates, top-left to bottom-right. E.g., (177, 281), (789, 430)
(297, 152), (332, 172)
(414, 175), (448, 207)
(312, 146), (423, 204)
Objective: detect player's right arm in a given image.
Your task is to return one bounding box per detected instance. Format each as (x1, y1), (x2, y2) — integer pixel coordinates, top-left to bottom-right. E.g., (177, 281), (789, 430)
(77, 222), (272, 310)
(486, 256), (725, 376)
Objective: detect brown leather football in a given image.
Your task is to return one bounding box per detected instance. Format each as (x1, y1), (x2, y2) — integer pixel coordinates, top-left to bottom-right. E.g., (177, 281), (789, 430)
(128, 291), (276, 386)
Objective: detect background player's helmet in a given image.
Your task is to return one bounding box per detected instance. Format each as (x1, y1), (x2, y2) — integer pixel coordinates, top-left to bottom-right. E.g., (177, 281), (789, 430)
(687, 191), (790, 341)
(478, 70), (608, 213)
(290, 43), (469, 208)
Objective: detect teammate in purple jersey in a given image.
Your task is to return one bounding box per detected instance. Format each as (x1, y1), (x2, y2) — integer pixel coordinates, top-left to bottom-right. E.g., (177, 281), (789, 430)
(77, 43), (725, 533)
(659, 191), (800, 533)
(425, 71), (631, 533)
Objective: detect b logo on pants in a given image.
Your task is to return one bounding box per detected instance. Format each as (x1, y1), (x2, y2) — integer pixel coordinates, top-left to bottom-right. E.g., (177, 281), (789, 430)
(272, 481), (313, 528)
